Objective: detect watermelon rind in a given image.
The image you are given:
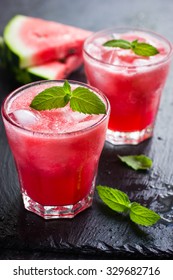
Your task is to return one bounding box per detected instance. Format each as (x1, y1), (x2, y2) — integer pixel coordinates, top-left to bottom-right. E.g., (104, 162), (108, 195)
(4, 15), (32, 68)
(0, 36), (7, 68)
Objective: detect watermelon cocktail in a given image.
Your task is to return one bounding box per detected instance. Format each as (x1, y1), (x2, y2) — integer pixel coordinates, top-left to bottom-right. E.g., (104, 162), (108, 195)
(1, 80), (110, 219)
(83, 28), (172, 145)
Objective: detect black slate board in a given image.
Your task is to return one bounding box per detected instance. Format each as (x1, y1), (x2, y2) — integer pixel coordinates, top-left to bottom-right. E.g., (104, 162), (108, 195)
(0, 0), (173, 260)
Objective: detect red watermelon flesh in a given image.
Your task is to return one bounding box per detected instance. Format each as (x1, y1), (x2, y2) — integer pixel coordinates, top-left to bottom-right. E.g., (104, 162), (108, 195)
(4, 15), (91, 68)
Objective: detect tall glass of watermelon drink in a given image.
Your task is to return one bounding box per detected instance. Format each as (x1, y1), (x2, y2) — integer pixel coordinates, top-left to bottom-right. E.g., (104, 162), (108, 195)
(1, 80), (110, 219)
(83, 27), (172, 145)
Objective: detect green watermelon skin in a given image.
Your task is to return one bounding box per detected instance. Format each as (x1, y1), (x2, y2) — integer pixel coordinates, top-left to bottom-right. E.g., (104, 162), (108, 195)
(0, 36), (7, 69)
(4, 15), (91, 68)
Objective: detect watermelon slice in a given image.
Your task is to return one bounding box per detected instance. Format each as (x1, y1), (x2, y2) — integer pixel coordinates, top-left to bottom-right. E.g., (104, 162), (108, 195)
(28, 54), (83, 79)
(4, 15), (91, 68)
(12, 54), (83, 84)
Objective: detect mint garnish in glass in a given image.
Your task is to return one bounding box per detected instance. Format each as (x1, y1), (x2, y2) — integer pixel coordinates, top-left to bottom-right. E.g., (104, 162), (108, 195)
(97, 185), (160, 226)
(103, 39), (159, 57)
(30, 80), (106, 114)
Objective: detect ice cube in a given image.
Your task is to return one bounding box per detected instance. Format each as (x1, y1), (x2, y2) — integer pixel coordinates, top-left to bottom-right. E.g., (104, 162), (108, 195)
(70, 111), (87, 123)
(9, 109), (39, 127)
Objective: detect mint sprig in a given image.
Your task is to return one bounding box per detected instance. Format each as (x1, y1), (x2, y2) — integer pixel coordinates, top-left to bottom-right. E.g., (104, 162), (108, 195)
(97, 185), (160, 226)
(118, 155), (153, 170)
(103, 39), (159, 57)
(30, 80), (106, 115)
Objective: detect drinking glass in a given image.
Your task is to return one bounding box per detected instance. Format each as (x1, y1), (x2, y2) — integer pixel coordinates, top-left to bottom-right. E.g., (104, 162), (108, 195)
(1, 80), (110, 219)
(83, 27), (172, 145)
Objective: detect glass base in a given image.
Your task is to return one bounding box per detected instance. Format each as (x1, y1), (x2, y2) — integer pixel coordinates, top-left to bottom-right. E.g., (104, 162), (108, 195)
(106, 125), (153, 145)
(22, 188), (94, 219)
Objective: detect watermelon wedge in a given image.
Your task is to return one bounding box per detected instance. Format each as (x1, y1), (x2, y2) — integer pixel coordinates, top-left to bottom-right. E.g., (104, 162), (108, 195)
(12, 54), (83, 84)
(4, 15), (91, 68)
(28, 55), (83, 80)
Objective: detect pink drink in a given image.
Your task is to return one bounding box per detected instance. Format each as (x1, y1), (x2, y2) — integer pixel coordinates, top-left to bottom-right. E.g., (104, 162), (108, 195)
(83, 28), (172, 144)
(1, 80), (110, 219)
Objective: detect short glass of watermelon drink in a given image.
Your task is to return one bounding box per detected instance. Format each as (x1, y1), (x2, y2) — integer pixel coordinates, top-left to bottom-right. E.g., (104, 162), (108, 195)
(83, 27), (172, 145)
(1, 80), (110, 219)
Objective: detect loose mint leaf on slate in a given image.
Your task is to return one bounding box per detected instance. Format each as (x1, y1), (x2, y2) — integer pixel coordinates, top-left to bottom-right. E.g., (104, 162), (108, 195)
(97, 185), (160, 227)
(118, 155), (153, 170)
(70, 87), (106, 114)
(103, 39), (131, 49)
(30, 86), (68, 110)
(97, 185), (131, 213)
(129, 202), (160, 226)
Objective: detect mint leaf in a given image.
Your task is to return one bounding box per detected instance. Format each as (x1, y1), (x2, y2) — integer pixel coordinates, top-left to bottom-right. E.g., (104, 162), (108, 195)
(70, 87), (106, 114)
(130, 202), (160, 226)
(103, 39), (131, 49)
(118, 155), (152, 170)
(132, 42), (159, 56)
(97, 185), (160, 227)
(131, 39), (138, 48)
(97, 185), (131, 213)
(30, 86), (68, 110)
(30, 81), (106, 114)
(63, 80), (71, 94)
(103, 38), (159, 57)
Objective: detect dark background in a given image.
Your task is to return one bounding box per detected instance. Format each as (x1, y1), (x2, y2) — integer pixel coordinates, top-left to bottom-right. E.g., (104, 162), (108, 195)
(0, 0), (173, 260)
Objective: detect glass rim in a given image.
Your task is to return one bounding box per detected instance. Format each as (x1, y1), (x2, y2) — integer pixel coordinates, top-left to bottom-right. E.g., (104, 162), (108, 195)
(1, 79), (110, 138)
(83, 26), (173, 69)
